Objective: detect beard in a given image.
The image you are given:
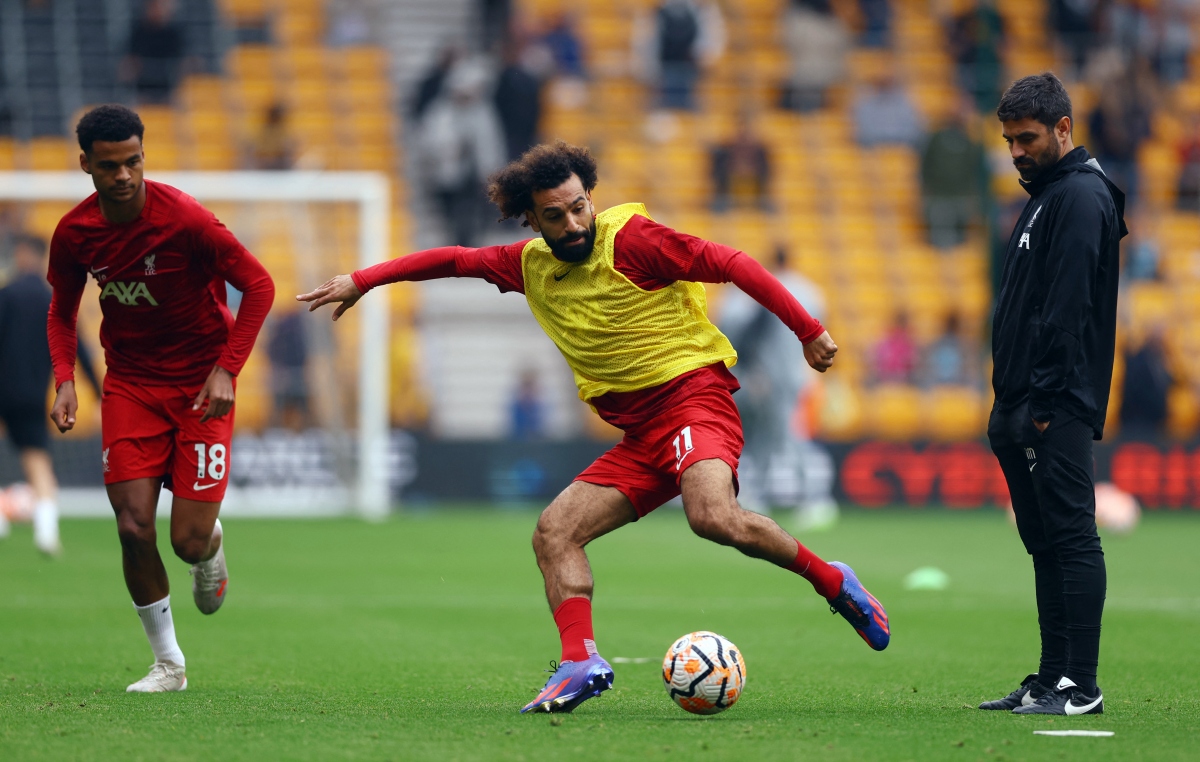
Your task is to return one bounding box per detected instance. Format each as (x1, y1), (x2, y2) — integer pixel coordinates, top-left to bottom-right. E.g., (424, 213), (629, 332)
(1014, 140), (1063, 182)
(545, 218), (597, 263)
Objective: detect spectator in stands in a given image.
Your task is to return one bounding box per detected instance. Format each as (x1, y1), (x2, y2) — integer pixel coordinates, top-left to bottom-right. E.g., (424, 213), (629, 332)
(540, 13), (586, 78)
(636, 0), (725, 110)
(495, 43), (544, 162)
(248, 102), (295, 171)
(871, 311), (918, 385)
(417, 58), (505, 246)
(1123, 226), (1162, 281)
(780, 0), (849, 113)
(1153, 2), (1194, 84)
(948, 0), (1006, 114)
(1120, 327), (1172, 440)
(1176, 113), (1200, 212)
(858, 0), (892, 48)
(852, 72), (924, 148)
(510, 368), (545, 440)
(410, 45), (462, 122)
(1087, 77), (1152, 205)
(922, 311), (978, 388)
(1050, 0), (1098, 78)
(267, 310), (310, 432)
(124, 0), (187, 104)
(920, 105), (985, 249)
(710, 114), (771, 212)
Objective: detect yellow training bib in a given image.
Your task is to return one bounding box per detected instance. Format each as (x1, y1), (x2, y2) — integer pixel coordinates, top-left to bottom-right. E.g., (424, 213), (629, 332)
(522, 203), (737, 401)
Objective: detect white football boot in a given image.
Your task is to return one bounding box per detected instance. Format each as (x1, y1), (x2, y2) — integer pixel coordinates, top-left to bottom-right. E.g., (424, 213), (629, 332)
(126, 661), (187, 693)
(190, 519), (228, 614)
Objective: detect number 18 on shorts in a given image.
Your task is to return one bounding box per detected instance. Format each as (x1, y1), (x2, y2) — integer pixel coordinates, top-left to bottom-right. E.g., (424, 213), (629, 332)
(100, 377), (235, 502)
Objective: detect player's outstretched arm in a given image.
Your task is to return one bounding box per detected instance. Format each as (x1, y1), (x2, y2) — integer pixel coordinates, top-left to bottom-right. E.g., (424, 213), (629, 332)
(297, 244), (527, 321)
(296, 274), (362, 321)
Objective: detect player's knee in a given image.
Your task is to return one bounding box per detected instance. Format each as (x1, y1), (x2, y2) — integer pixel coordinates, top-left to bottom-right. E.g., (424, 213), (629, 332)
(532, 510), (562, 559)
(171, 533), (210, 564)
(115, 512), (156, 552)
(686, 506), (734, 545)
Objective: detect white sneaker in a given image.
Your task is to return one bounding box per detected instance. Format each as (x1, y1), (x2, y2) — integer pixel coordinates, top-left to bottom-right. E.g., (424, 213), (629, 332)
(126, 661), (187, 693)
(190, 519), (227, 614)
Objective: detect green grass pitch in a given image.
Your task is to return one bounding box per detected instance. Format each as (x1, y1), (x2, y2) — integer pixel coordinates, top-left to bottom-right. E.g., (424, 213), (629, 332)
(1, 508), (1196, 761)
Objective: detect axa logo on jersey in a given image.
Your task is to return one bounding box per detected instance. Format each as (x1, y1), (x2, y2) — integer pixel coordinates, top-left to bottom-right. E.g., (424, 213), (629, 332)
(99, 280), (158, 306)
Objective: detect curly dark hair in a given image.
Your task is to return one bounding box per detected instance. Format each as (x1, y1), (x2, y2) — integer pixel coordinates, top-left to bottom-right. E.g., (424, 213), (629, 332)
(76, 104), (145, 153)
(487, 141), (599, 223)
(996, 72), (1072, 131)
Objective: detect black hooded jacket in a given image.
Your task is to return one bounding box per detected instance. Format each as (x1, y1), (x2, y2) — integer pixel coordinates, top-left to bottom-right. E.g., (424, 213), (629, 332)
(990, 146), (1128, 442)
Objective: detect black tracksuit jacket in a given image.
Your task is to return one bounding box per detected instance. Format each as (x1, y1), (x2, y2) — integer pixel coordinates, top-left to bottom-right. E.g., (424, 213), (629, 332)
(990, 146), (1128, 442)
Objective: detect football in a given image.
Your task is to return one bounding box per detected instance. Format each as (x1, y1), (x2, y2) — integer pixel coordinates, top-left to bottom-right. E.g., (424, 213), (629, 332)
(662, 631), (746, 715)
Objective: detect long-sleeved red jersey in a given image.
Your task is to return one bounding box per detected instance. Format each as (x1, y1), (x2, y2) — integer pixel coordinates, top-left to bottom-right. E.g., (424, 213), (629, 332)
(47, 180), (275, 388)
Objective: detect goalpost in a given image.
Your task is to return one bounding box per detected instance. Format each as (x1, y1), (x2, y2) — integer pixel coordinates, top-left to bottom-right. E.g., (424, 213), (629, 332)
(0, 171), (392, 519)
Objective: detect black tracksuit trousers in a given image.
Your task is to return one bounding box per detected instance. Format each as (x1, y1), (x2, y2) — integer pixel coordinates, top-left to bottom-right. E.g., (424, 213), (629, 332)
(989, 411), (1106, 693)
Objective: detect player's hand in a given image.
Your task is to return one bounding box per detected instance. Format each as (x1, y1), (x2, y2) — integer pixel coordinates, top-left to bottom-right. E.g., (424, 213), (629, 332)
(803, 330), (838, 373)
(194, 365), (236, 422)
(50, 381), (78, 433)
(1033, 418), (1049, 434)
(296, 274), (362, 321)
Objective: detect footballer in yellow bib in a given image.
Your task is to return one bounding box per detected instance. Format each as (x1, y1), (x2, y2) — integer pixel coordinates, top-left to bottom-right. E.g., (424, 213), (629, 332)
(300, 141), (890, 714)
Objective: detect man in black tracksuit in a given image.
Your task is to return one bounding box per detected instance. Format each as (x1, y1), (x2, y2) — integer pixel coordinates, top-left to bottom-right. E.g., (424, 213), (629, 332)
(980, 73), (1127, 716)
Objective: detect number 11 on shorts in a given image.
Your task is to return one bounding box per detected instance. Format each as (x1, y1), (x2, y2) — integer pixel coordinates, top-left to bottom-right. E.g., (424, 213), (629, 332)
(672, 426), (694, 470)
(194, 443), (227, 481)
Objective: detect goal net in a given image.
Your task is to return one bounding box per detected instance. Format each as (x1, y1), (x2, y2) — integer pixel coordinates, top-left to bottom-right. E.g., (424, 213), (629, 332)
(0, 170), (395, 519)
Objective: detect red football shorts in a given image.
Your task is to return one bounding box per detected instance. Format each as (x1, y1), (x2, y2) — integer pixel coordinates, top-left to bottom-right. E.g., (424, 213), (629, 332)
(100, 376), (235, 502)
(576, 385), (744, 517)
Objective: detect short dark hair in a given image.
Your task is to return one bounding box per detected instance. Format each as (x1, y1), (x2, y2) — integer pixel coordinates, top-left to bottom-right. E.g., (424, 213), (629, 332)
(487, 141), (599, 223)
(996, 72), (1072, 131)
(76, 104), (145, 153)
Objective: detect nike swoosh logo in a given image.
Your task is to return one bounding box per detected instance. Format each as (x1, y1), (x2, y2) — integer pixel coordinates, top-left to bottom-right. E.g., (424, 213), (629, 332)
(1065, 694), (1103, 715)
(1028, 463), (1037, 472)
(193, 482), (220, 491)
(90, 266), (109, 272)
(1021, 690), (1036, 706)
(553, 270), (570, 281)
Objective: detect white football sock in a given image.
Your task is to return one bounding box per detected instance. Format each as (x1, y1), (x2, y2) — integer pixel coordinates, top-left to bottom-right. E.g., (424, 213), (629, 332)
(33, 499), (59, 548)
(0, 509), (10, 538)
(134, 596), (186, 667)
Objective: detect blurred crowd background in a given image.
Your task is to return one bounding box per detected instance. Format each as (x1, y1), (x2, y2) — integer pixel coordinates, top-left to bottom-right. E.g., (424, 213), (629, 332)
(1, 0), (1199, 506)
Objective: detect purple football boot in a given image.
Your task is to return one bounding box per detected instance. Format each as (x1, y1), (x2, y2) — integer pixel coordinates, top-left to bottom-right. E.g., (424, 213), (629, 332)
(521, 654), (615, 714)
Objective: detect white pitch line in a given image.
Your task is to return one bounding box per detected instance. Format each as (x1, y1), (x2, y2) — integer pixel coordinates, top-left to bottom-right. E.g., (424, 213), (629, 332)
(610, 657), (655, 664)
(1033, 730), (1115, 737)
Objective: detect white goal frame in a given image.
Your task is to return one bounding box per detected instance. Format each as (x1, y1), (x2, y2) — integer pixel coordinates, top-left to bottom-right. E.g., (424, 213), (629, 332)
(0, 171), (391, 519)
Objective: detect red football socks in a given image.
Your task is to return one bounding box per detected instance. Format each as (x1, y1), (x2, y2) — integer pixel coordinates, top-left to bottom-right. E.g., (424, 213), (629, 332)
(787, 540), (844, 600)
(553, 597), (597, 663)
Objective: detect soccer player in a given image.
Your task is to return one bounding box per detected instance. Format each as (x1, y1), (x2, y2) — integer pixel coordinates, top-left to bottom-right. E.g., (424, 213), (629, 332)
(299, 142), (889, 714)
(47, 105), (275, 692)
(982, 73), (1125, 715)
(0, 234), (101, 553)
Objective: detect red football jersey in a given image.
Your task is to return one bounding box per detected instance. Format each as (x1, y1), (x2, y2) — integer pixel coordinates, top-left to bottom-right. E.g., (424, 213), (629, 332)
(48, 179), (274, 387)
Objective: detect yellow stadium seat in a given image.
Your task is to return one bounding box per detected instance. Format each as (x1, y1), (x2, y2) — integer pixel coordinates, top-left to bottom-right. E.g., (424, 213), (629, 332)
(926, 386), (986, 441)
(0, 138), (15, 170)
(279, 46), (329, 80)
(866, 384), (924, 441)
(227, 45), (275, 80)
(179, 75), (226, 110)
(30, 138), (74, 170)
(339, 47), (390, 79)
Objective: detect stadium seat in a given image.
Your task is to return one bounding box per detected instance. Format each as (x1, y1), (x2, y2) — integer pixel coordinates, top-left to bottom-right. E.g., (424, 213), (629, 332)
(866, 385), (925, 441)
(926, 387), (985, 442)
